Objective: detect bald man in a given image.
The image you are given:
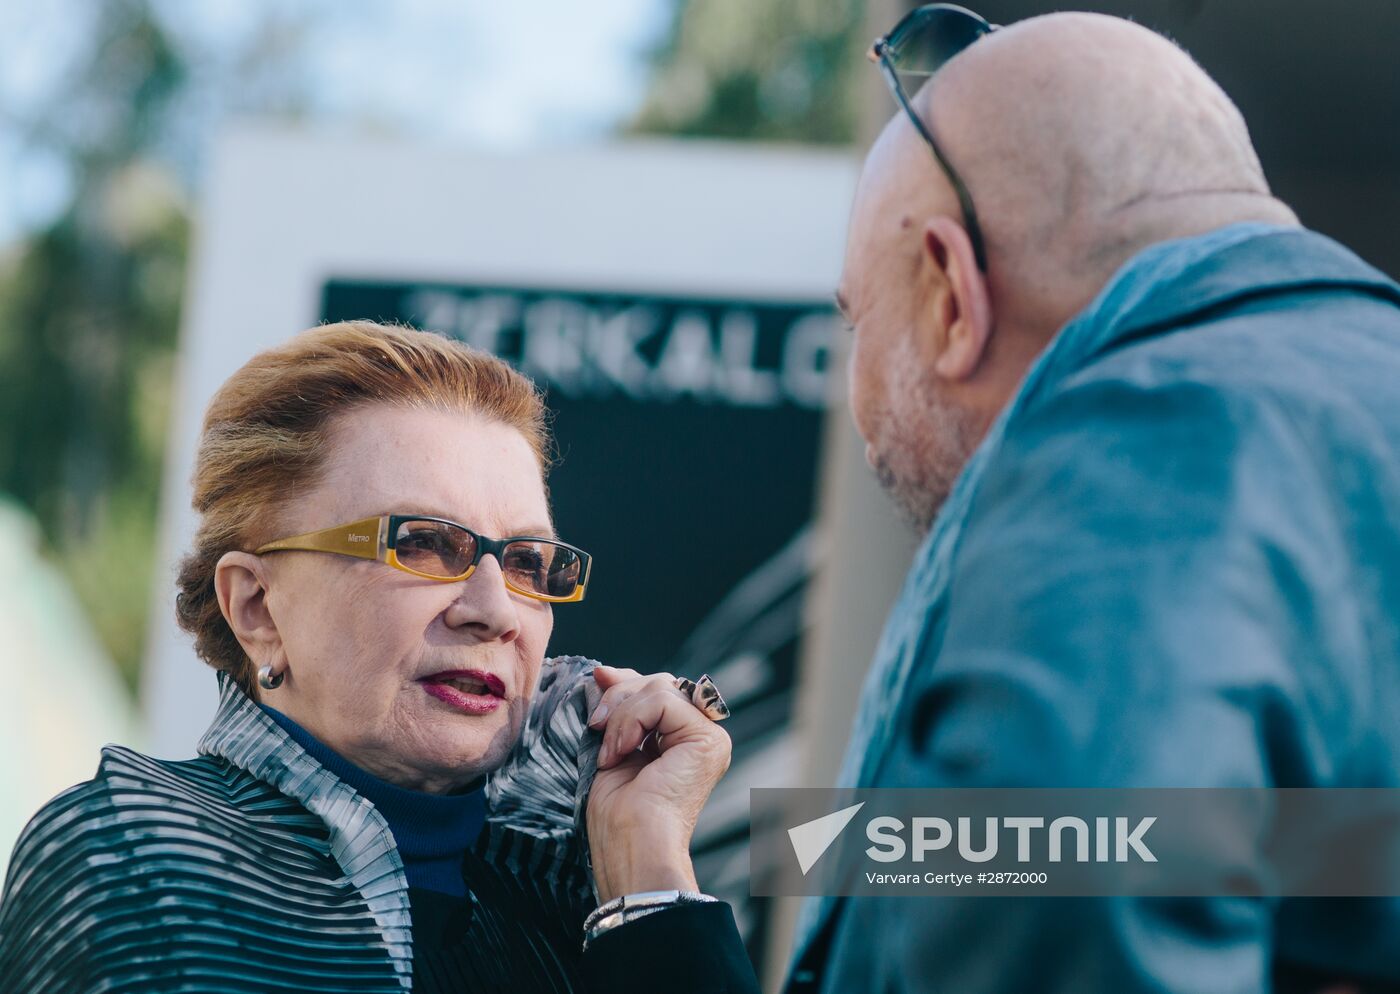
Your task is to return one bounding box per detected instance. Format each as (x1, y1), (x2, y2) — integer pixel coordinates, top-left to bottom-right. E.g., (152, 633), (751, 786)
(582, 9), (1400, 994)
(785, 8), (1400, 994)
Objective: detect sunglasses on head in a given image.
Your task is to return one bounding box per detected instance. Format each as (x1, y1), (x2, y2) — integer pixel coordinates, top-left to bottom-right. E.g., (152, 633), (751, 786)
(869, 3), (999, 270)
(256, 514), (593, 604)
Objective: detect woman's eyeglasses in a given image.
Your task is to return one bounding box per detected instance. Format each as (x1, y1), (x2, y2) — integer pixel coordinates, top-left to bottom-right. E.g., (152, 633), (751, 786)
(255, 514), (592, 603)
(869, 3), (998, 271)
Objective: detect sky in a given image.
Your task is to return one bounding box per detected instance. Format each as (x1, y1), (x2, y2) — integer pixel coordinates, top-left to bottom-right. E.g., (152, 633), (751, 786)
(0, 0), (671, 246)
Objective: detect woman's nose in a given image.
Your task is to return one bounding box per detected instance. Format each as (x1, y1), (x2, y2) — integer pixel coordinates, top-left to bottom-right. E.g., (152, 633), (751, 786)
(443, 555), (521, 642)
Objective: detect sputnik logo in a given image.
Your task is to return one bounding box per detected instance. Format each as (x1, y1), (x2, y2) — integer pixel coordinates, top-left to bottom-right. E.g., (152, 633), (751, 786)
(788, 802), (865, 876)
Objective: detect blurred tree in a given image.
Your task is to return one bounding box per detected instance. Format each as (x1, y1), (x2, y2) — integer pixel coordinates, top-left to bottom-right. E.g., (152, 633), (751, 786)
(0, 1), (187, 690)
(632, 0), (867, 144)
(0, 0), (318, 690)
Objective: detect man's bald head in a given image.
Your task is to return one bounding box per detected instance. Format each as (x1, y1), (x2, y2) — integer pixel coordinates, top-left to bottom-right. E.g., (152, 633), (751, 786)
(840, 11), (1297, 529)
(920, 12), (1296, 298)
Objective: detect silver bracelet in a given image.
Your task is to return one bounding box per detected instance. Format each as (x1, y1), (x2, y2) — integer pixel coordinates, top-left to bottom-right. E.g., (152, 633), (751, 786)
(582, 890), (719, 951)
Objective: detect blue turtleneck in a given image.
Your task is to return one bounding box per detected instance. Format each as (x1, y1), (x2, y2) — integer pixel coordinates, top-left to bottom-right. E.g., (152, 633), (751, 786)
(257, 703), (486, 898)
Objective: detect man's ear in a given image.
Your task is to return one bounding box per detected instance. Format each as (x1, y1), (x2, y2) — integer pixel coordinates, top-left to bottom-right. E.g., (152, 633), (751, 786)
(923, 215), (993, 381)
(214, 551), (283, 665)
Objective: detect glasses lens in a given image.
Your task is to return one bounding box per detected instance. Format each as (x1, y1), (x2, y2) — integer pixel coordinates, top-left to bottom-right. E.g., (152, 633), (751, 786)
(394, 519), (477, 577)
(502, 540), (583, 599)
(886, 6), (990, 77)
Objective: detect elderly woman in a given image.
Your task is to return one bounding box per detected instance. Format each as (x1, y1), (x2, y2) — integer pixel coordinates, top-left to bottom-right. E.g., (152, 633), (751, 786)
(0, 322), (759, 993)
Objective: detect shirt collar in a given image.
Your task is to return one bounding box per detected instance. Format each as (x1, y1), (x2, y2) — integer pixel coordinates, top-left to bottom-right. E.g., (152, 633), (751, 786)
(255, 701), (487, 860)
(197, 670), (414, 981)
(1028, 223), (1400, 399)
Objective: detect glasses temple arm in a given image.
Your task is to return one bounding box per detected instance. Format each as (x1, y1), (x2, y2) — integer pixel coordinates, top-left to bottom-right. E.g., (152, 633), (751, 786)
(875, 51), (989, 271)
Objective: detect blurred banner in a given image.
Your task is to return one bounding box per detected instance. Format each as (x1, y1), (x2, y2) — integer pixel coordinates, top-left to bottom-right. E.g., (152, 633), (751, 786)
(144, 125), (857, 956)
(322, 277), (833, 677)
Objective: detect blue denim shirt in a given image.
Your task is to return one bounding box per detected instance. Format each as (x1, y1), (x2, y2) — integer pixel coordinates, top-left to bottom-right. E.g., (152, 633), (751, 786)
(791, 224), (1400, 992)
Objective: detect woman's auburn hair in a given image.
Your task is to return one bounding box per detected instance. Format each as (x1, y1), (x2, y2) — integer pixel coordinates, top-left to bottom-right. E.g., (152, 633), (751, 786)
(174, 320), (550, 699)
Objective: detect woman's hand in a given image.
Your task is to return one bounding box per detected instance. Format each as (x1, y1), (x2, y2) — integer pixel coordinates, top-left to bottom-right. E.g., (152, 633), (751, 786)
(584, 665), (732, 904)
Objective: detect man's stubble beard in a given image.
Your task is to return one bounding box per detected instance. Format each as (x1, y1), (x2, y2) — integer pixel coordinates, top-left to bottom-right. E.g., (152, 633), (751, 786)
(868, 347), (979, 534)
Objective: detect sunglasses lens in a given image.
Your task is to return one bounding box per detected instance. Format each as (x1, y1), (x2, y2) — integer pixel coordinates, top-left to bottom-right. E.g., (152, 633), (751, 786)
(886, 7), (990, 77)
(394, 519), (477, 577)
(502, 540), (584, 599)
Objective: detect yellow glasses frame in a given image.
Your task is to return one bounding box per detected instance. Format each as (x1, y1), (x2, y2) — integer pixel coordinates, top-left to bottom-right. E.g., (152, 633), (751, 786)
(254, 514), (592, 603)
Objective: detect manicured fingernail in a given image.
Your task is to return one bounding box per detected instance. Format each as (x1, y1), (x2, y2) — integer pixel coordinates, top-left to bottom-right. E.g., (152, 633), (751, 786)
(597, 743), (611, 768)
(588, 704), (609, 727)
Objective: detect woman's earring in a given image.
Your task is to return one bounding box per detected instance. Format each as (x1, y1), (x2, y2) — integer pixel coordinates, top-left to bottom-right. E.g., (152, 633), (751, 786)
(258, 664), (285, 691)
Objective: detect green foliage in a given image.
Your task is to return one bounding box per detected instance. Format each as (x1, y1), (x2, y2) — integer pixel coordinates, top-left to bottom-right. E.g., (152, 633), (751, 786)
(632, 0), (867, 144)
(0, 0), (326, 690)
(0, 0), (871, 692)
(0, 0), (188, 691)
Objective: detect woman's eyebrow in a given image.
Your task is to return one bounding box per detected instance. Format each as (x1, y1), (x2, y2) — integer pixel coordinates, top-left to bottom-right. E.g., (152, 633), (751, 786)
(377, 507), (558, 540)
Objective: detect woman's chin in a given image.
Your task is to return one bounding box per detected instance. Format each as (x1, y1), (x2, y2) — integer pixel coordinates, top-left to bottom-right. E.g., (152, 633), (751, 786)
(409, 729), (504, 786)
(391, 687), (514, 787)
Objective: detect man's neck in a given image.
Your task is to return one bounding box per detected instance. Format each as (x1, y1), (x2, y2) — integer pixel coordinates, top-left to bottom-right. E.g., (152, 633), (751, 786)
(1082, 193), (1299, 287)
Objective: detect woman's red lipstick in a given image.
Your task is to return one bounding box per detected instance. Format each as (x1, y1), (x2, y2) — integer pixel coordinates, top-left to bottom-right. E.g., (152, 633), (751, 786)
(420, 669), (505, 715)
